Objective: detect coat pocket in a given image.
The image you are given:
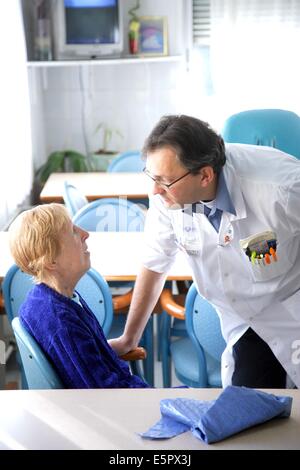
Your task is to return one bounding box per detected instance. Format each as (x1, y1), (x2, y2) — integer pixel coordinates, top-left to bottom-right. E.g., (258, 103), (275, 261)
(246, 243), (292, 282)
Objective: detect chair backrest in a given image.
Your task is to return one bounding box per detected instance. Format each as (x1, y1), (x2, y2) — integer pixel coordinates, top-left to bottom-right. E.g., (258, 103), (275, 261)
(75, 268), (113, 335)
(107, 151), (144, 172)
(72, 197), (145, 232)
(2, 265), (34, 324)
(2, 265), (113, 336)
(12, 317), (64, 389)
(185, 283), (226, 364)
(63, 180), (89, 216)
(222, 109), (300, 159)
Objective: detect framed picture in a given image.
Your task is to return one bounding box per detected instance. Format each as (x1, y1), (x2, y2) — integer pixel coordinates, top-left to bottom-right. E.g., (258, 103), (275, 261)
(138, 16), (168, 56)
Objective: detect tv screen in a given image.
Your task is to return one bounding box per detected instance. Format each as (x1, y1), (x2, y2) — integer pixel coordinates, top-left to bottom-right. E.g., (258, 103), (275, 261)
(65, 0), (119, 45)
(53, 0), (123, 59)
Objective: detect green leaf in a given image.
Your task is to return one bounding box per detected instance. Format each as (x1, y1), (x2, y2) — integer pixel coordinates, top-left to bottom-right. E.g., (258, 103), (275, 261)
(128, 0), (140, 21)
(65, 150), (90, 173)
(35, 150), (90, 183)
(35, 151), (65, 183)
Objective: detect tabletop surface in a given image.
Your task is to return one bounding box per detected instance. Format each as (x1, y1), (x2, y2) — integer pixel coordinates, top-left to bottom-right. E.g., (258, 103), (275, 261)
(39, 172), (150, 202)
(0, 232), (192, 281)
(0, 387), (298, 450)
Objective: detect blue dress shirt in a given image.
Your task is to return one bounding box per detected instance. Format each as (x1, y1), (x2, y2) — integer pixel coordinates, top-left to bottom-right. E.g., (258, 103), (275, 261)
(192, 170), (236, 232)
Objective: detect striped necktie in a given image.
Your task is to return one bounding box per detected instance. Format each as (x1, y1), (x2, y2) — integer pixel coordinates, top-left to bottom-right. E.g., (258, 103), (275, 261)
(192, 203), (223, 232)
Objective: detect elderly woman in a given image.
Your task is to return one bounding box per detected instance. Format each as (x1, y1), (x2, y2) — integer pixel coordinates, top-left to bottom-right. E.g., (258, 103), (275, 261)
(9, 203), (148, 389)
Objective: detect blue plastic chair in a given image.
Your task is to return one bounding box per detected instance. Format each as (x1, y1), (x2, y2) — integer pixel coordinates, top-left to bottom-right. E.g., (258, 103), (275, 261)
(3, 264), (145, 387)
(222, 109), (300, 159)
(107, 151), (144, 172)
(72, 198), (154, 386)
(12, 317), (64, 390)
(161, 284), (226, 388)
(72, 197), (145, 232)
(63, 180), (89, 217)
(2, 265), (114, 388)
(107, 151), (148, 208)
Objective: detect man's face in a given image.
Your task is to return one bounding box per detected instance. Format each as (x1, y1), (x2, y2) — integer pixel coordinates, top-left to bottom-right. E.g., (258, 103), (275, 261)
(55, 221), (91, 280)
(145, 146), (216, 209)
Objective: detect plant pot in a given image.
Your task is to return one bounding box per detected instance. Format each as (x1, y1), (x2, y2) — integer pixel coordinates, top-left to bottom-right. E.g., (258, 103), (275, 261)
(90, 152), (119, 172)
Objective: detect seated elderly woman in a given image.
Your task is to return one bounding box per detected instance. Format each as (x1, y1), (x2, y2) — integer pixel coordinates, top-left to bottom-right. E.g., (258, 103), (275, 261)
(8, 203), (148, 389)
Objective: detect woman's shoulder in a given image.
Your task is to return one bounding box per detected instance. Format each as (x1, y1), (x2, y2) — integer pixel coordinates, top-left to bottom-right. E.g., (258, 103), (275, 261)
(20, 283), (80, 329)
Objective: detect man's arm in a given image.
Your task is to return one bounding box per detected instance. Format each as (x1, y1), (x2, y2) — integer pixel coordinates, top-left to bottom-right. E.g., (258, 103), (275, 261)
(108, 266), (167, 355)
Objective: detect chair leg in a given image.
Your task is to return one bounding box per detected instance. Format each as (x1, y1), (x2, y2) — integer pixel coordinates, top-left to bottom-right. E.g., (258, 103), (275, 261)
(16, 351), (28, 389)
(130, 359), (144, 381)
(156, 314), (162, 361)
(21, 366), (28, 389)
(161, 311), (171, 388)
(141, 316), (154, 386)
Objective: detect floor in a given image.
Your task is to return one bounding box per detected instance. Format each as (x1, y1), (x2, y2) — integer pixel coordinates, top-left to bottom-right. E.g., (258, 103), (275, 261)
(5, 349), (20, 389)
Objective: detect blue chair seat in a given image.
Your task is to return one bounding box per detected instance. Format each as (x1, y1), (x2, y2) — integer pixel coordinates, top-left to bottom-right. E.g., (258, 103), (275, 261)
(170, 337), (222, 388)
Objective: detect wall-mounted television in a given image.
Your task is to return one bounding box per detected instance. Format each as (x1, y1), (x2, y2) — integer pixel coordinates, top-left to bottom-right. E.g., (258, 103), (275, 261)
(52, 0), (123, 60)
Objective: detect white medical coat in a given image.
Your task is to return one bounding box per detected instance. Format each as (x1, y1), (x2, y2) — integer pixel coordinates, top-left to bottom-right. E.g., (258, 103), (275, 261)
(143, 143), (300, 387)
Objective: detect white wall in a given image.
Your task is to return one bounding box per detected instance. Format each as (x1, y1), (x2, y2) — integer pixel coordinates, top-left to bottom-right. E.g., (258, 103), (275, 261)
(28, 0), (187, 170)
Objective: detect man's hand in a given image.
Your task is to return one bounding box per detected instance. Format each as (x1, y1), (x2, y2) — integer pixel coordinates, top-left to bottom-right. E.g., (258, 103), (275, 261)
(108, 335), (135, 356)
(108, 269), (167, 356)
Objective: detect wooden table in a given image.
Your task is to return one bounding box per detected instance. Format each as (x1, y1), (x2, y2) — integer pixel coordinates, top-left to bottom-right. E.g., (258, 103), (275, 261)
(39, 172), (150, 203)
(0, 387), (298, 450)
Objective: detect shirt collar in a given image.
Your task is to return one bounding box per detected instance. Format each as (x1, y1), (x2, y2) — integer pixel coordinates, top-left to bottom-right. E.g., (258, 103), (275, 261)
(203, 169), (236, 216)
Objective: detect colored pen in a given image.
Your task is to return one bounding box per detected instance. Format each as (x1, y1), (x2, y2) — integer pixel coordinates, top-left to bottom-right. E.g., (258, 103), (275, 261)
(269, 247), (277, 261)
(251, 251), (257, 264)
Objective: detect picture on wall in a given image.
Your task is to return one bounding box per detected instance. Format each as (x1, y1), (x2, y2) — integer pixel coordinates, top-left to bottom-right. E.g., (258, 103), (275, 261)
(138, 16), (168, 56)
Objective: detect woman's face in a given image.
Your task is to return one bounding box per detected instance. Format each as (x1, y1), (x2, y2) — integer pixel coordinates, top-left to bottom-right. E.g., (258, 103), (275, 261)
(54, 221), (91, 281)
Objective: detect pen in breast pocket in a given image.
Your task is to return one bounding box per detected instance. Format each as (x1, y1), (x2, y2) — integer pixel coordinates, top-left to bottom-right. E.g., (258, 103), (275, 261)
(269, 247), (277, 262)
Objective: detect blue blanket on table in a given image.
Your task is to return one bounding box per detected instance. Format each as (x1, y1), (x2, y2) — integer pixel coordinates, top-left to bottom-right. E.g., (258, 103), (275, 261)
(140, 386), (292, 444)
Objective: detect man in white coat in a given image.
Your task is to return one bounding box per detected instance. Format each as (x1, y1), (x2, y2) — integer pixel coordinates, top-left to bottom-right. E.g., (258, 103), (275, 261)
(109, 114), (300, 388)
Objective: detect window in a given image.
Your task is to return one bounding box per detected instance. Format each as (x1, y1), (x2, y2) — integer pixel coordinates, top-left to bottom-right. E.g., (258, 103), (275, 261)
(192, 0), (211, 45)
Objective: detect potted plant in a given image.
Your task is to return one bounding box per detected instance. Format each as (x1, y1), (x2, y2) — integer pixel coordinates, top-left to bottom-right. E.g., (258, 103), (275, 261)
(35, 149), (91, 184)
(128, 0), (140, 55)
(32, 149), (91, 204)
(90, 123), (123, 171)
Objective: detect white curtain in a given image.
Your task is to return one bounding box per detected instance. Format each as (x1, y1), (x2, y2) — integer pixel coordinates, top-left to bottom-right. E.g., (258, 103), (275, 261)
(0, 0), (33, 228)
(210, 0), (300, 125)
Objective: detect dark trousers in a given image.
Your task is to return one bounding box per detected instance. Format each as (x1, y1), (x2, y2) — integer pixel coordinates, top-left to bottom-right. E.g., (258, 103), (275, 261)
(232, 327), (287, 388)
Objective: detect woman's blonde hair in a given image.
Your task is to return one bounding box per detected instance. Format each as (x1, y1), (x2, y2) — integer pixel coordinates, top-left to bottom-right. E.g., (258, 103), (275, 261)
(9, 203), (71, 283)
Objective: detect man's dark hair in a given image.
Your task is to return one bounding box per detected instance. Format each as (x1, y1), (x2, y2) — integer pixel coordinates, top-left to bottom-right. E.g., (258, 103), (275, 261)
(142, 114), (226, 174)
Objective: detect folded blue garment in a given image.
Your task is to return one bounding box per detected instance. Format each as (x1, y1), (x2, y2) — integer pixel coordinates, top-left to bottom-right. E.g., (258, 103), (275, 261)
(140, 386), (292, 444)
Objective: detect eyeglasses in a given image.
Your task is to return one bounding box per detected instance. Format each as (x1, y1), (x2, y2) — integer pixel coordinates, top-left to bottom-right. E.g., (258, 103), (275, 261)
(143, 167), (192, 191)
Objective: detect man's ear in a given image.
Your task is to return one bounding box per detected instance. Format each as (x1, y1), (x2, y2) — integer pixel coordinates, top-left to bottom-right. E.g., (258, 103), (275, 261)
(198, 166), (215, 187)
